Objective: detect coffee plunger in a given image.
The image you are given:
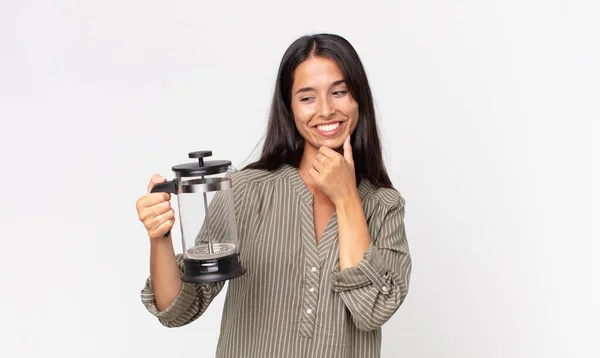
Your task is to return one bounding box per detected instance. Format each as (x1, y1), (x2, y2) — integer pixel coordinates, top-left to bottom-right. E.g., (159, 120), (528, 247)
(151, 150), (245, 283)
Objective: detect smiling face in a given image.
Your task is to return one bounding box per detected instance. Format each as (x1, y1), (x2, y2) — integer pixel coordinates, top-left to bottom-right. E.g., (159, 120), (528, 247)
(290, 56), (359, 153)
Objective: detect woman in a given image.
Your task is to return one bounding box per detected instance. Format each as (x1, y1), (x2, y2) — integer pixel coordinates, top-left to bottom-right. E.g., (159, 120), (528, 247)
(136, 33), (411, 358)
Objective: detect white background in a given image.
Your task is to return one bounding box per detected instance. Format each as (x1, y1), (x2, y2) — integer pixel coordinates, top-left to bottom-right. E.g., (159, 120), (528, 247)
(1, 1), (598, 357)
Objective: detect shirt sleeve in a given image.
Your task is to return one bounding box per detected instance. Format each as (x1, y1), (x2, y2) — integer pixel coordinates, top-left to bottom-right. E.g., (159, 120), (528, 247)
(141, 254), (225, 328)
(330, 199), (411, 331)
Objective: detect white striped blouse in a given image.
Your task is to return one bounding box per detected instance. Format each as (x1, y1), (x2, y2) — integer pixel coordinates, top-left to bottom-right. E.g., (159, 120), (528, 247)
(141, 164), (411, 358)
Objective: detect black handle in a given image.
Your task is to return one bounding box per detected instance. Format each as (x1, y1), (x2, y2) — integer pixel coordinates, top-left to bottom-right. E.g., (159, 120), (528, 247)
(150, 179), (178, 194)
(150, 180), (178, 237)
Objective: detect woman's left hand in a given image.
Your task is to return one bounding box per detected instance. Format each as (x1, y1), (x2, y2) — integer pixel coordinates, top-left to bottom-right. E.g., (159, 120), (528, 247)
(309, 135), (358, 205)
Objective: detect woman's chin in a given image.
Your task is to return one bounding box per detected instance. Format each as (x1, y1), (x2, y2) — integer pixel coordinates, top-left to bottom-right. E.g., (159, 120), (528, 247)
(319, 136), (346, 149)
(304, 136), (345, 153)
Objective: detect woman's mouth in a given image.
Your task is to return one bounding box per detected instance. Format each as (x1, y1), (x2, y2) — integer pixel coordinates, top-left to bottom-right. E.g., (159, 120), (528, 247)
(315, 122), (343, 137)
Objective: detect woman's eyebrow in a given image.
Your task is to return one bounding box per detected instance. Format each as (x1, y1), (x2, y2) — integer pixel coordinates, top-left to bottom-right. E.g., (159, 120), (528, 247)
(295, 80), (346, 95)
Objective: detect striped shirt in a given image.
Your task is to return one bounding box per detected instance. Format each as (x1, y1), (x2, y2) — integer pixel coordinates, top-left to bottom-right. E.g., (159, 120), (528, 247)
(141, 164), (411, 358)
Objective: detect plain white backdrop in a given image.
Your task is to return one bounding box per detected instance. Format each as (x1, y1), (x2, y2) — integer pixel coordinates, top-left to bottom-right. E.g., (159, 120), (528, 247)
(1, 1), (598, 357)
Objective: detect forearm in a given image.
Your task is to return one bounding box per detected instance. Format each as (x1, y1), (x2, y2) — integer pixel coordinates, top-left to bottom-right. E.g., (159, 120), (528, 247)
(331, 200), (412, 331)
(143, 237), (225, 328)
(335, 191), (371, 270)
(150, 235), (183, 311)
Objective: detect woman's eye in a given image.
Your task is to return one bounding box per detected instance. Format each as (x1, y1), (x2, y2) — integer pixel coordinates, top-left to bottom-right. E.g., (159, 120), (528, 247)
(300, 97), (314, 102)
(333, 90), (348, 96)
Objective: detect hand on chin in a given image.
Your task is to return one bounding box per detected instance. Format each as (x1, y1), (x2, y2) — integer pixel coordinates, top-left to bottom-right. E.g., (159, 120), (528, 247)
(308, 135), (357, 205)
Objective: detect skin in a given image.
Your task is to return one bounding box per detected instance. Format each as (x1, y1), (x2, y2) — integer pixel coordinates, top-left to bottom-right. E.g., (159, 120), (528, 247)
(136, 175), (181, 311)
(136, 56), (373, 312)
(292, 56), (372, 270)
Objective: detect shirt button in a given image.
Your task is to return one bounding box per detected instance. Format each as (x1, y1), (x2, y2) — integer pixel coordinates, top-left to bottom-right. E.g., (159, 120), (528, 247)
(309, 287), (315, 292)
(311, 267), (317, 272)
(306, 309), (312, 314)
(381, 286), (389, 293)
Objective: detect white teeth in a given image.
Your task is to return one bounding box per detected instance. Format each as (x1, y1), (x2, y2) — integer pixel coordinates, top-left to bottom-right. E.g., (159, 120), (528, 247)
(317, 122), (340, 132)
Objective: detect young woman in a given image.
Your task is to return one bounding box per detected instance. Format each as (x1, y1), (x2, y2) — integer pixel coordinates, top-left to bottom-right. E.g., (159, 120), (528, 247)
(136, 33), (411, 358)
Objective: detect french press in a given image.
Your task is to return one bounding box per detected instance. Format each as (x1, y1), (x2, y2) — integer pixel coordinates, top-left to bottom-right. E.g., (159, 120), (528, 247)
(151, 150), (245, 283)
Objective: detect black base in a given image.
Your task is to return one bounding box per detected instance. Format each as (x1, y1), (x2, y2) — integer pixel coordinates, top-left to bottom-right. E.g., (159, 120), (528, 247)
(182, 254), (246, 283)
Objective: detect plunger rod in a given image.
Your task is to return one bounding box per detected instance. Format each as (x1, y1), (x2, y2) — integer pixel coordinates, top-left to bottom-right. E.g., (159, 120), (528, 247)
(203, 190), (214, 254)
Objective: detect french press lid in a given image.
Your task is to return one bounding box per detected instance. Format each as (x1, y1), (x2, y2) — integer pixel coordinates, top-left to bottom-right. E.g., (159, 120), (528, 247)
(172, 151), (231, 177)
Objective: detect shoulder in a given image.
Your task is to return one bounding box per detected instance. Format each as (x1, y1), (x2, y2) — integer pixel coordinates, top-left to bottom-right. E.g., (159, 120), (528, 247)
(360, 179), (406, 212)
(232, 165), (289, 187)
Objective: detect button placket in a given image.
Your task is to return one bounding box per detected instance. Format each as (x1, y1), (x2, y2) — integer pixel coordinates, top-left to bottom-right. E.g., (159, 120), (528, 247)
(298, 196), (324, 339)
(307, 263), (320, 292)
(301, 263), (320, 330)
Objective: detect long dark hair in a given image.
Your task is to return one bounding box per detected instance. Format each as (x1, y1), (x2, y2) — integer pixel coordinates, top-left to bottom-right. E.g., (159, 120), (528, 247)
(245, 33), (393, 189)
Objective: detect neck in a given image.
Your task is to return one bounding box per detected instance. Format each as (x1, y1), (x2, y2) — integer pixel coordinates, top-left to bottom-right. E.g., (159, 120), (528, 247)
(298, 144), (318, 186)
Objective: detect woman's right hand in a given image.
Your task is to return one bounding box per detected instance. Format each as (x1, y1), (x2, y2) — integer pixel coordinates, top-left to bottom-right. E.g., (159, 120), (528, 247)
(136, 174), (175, 241)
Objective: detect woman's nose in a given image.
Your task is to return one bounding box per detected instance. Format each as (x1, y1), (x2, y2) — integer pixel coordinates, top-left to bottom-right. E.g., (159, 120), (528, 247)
(318, 96), (335, 118)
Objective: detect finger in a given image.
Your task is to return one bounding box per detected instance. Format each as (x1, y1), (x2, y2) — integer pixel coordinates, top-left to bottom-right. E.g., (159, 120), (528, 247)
(147, 209), (175, 232)
(150, 200), (172, 216)
(137, 192), (171, 210)
(318, 146), (338, 158)
(308, 168), (320, 183)
(343, 135), (354, 165)
(315, 153), (330, 166)
(312, 158), (326, 174)
(136, 194), (170, 221)
(150, 218), (175, 239)
(138, 200), (171, 222)
(147, 173), (167, 194)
